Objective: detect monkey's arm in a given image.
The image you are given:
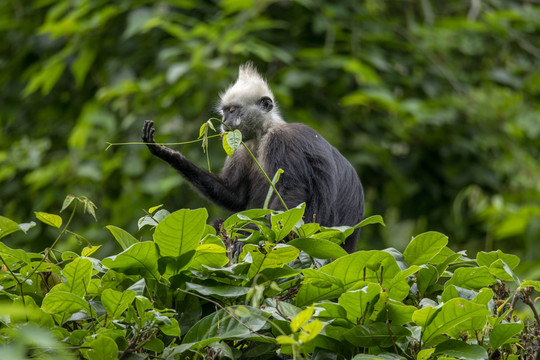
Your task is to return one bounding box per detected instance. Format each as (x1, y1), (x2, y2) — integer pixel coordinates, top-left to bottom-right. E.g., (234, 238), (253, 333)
(142, 120), (248, 211)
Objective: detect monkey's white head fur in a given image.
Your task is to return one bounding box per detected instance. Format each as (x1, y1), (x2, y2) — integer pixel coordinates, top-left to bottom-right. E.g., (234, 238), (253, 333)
(220, 62), (274, 105)
(218, 62), (284, 140)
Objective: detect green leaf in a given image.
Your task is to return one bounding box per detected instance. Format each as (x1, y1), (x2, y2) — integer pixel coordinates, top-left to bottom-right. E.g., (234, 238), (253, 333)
(403, 231), (448, 266)
(476, 250), (520, 270)
(159, 317), (181, 337)
(180, 306), (269, 351)
(81, 245), (101, 257)
(344, 323), (411, 347)
(374, 300), (416, 326)
(62, 257), (93, 296)
(144, 338), (164, 353)
(154, 208), (208, 257)
(149, 204), (163, 214)
(223, 209), (273, 230)
(102, 241), (160, 280)
(101, 289), (136, 319)
(198, 122), (207, 138)
(339, 284), (382, 323)
(420, 298), (491, 346)
(190, 243), (229, 271)
(11, 296), (54, 327)
(276, 335), (297, 345)
(489, 322), (524, 349)
(0, 216), (22, 239)
(271, 203), (305, 241)
(223, 130), (242, 156)
(247, 244), (300, 279)
(355, 215), (386, 228)
(299, 318), (323, 343)
(416, 348), (435, 360)
(488, 259), (520, 283)
(520, 280), (540, 291)
(291, 306), (314, 332)
(106, 225), (138, 250)
(61, 195), (76, 212)
(0, 242), (31, 264)
(86, 335), (119, 360)
(42, 291), (93, 316)
(185, 282), (250, 297)
(288, 237), (348, 259)
(434, 339), (488, 360)
(445, 266), (497, 290)
(35, 211), (62, 228)
(416, 265), (439, 296)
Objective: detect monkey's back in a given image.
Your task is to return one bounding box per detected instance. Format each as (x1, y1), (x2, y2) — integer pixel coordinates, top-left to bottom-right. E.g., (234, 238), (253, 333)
(256, 123), (364, 252)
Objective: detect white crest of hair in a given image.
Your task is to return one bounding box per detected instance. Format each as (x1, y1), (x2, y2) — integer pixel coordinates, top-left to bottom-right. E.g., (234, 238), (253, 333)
(220, 62), (285, 125)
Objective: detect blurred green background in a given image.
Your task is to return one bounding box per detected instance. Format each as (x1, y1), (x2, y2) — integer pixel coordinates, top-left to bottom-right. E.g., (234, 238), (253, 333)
(1, 0), (539, 277)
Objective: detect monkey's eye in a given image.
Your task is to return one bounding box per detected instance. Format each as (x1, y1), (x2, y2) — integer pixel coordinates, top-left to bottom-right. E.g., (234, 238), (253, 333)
(228, 106), (237, 114)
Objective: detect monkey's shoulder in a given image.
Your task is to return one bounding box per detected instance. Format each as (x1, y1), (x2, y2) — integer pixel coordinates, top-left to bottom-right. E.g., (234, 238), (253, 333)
(265, 122), (327, 143)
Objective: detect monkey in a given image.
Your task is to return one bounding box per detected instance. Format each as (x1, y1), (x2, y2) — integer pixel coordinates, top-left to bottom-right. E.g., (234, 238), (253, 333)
(142, 62), (364, 253)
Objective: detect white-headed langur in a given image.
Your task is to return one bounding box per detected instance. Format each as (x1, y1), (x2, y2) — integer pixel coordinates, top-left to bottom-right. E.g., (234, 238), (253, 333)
(142, 63), (364, 253)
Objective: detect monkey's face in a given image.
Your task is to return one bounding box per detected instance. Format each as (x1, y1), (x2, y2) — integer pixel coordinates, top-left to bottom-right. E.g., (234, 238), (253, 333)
(219, 96), (274, 141)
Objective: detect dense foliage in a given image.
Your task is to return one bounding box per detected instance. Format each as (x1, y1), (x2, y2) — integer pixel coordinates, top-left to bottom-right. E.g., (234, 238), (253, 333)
(1, 0), (540, 269)
(0, 198), (539, 359)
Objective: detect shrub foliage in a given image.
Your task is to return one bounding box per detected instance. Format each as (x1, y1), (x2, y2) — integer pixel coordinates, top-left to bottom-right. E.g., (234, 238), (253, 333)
(0, 196), (538, 359)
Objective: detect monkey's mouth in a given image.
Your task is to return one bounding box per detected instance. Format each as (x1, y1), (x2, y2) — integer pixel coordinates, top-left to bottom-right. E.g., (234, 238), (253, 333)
(221, 117), (240, 132)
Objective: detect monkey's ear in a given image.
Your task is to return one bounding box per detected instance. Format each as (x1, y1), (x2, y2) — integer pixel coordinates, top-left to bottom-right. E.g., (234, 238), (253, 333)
(257, 96), (273, 112)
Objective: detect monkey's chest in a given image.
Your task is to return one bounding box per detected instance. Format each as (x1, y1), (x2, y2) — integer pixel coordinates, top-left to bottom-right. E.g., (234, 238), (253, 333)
(246, 163), (270, 208)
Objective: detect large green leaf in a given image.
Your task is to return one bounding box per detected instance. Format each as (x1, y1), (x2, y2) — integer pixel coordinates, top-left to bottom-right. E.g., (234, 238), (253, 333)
(185, 282), (250, 297)
(102, 241), (160, 280)
(445, 266), (497, 290)
(247, 244), (300, 279)
(153, 208), (208, 257)
(433, 339), (488, 360)
(42, 291), (93, 316)
(489, 322), (524, 349)
(62, 257), (92, 297)
(420, 298), (491, 346)
(190, 243), (229, 271)
(476, 250), (520, 270)
(178, 306), (269, 352)
(101, 289), (136, 319)
(403, 231), (448, 266)
(0, 242), (31, 264)
(287, 237), (348, 259)
(86, 335), (119, 360)
(106, 225), (138, 250)
(338, 284), (382, 323)
(271, 203), (305, 241)
(0, 216), (22, 240)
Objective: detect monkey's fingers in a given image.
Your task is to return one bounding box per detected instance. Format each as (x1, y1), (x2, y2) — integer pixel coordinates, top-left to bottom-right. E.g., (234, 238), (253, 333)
(142, 120), (156, 143)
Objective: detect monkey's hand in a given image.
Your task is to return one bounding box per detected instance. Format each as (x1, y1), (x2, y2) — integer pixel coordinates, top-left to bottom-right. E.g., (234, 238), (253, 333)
(142, 120), (164, 156)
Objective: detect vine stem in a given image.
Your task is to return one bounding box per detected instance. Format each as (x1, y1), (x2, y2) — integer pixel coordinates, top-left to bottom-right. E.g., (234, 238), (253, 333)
(105, 134), (222, 151)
